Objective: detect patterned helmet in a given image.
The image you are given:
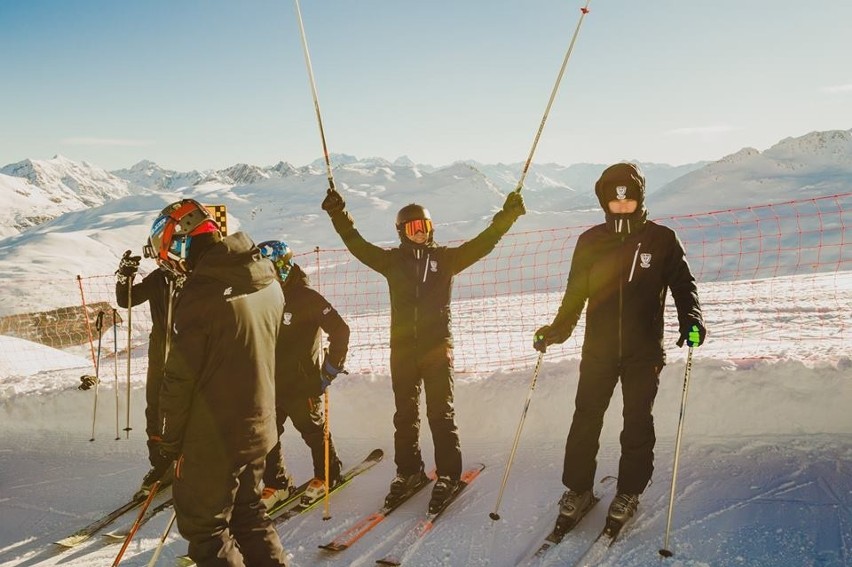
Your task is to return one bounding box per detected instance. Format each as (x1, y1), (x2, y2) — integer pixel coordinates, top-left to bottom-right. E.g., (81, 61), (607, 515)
(143, 199), (220, 276)
(257, 240), (294, 282)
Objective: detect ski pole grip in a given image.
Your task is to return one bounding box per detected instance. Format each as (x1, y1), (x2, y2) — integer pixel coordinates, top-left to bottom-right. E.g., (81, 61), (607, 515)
(95, 310), (105, 332)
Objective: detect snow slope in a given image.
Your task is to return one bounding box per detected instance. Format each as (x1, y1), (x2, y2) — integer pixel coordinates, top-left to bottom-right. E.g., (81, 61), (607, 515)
(0, 277), (849, 567)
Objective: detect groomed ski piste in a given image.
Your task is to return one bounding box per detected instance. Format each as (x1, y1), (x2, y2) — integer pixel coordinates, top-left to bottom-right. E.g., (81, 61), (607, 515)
(1, 271), (849, 567)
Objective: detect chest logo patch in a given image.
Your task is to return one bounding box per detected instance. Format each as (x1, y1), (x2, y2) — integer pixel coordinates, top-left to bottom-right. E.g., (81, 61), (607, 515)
(430, 260), (438, 273)
(616, 186), (627, 200)
(640, 253), (652, 268)
(283, 312), (292, 325)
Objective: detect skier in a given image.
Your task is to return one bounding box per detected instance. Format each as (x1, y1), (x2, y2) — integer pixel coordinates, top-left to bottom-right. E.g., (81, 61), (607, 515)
(148, 199), (289, 566)
(256, 240), (350, 509)
(321, 186), (525, 513)
(114, 250), (179, 496)
(532, 162), (705, 529)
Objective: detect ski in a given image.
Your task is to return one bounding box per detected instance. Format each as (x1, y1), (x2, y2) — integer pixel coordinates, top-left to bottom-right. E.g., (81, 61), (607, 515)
(520, 476), (617, 565)
(571, 514), (636, 567)
(318, 469), (437, 553)
(375, 463), (485, 566)
(271, 447), (384, 525)
(103, 493), (174, 541)
(54, 492), (147, 548)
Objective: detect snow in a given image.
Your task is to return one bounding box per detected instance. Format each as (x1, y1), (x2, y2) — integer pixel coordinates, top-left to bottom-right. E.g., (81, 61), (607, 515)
(0, 134), (850, 565)
(0, 282), (849, 566)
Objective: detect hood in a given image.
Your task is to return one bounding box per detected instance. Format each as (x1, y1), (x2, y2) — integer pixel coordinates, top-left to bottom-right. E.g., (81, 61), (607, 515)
(594, 162), (649, 235)
(282, 262), (311, 291)
(192, 232), (277, 291)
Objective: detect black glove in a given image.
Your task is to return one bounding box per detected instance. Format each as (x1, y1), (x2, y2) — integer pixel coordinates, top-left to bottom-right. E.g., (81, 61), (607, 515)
(321, 188), (345, 214)
(152, 445), (178, 475)
(502, 190), (527, 220)
(115, 250), (141, 285)
(677, 321), (706, 348)
(533, 325), (552, 353)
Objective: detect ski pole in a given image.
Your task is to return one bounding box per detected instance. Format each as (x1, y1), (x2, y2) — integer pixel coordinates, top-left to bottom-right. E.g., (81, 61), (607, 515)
(124, 280), (133, 439)
(489, 352), (545, 520)
(323, 390), (331, 520)
(113, 309), (120, 440)
(659, 346), (694, 558)
(147, 510), (176, 567)
(112, 480), (161, 566)
(293, 0), (337, 194)
(90, 311), (105, 442)
(514, 0), (592, 193)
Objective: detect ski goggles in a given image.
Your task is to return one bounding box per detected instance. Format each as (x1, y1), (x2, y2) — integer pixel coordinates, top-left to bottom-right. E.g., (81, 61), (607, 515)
(403, 218), (433, 237)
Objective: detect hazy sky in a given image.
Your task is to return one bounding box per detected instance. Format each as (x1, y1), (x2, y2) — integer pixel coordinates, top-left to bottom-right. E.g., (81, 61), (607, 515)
(2, 0), (850, 171)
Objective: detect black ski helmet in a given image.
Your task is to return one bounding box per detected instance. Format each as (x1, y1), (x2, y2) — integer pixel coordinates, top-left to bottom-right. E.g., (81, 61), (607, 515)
(395, 203), (433, 243)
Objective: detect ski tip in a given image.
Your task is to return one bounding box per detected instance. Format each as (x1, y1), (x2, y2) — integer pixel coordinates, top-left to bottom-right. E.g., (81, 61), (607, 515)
(367, 448), (384, 460)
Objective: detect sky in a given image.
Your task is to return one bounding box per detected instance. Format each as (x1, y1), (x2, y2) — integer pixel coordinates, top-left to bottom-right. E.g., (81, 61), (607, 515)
(2, 0), (851, 172)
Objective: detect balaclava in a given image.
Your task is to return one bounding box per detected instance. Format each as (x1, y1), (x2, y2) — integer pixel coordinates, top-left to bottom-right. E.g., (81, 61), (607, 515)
(594, 162), (648, 235)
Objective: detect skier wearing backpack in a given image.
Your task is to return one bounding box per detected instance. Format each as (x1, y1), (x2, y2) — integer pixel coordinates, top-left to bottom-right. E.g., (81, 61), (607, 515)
(322, 186), (525, 513)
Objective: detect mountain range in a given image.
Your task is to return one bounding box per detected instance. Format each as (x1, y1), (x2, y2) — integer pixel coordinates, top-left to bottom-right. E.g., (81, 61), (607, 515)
(0, 128), (849, 315)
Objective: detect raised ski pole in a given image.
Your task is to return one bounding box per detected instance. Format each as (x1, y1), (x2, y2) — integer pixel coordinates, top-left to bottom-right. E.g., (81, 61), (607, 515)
(323, 390), (332, 520)
(89, 310), (105, 442)
(513, 0), (592, 195)
(124, 279), (133, 438)
(112, 480), (161, 566)
(113, 309), (120, 440)
(293, 0), (337, 195)
(489, 352), (545, 520)
(659, 346), (695, 558)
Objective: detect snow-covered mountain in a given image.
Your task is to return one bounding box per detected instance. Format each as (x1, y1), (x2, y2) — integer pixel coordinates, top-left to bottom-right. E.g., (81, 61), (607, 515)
(1, 128), (849, 304)
(652, 129), (852, 215)
(0, 155), (136, 237)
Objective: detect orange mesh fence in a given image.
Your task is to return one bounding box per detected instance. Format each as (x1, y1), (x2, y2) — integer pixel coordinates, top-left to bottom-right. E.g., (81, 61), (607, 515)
(1, 193), (848, 381)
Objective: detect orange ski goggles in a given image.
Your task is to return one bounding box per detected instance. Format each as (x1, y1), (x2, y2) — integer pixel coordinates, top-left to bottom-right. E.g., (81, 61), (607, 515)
(403, 218), (433, 237)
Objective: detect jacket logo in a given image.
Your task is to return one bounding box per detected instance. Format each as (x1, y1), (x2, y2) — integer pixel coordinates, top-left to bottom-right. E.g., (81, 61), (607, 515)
(223, 286), (233, 297)
(283, 312), (292, 325)
(616, 186), (627, 200)
(322, 306), (332, 315)
(430, 260), (438, 272)
(640, 253), (652, 268)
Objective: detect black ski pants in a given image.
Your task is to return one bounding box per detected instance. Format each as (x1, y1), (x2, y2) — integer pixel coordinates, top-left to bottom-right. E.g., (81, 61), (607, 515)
(390, 343), (462, 480)
(562, 356), (662, 495)
(144, 358), (165, 466)
(173, 451), (289, 567)
(264, 396), (341, 487)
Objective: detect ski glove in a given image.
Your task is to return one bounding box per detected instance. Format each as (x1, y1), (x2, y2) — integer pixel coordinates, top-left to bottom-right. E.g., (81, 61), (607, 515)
(502, 190), (527, 219)
(533, 325), (552, 353)
(321, 187), (346, 215)
(115, 250), (141, 285)
(677, 322), (706, 348)
(320, 356), (346, 393)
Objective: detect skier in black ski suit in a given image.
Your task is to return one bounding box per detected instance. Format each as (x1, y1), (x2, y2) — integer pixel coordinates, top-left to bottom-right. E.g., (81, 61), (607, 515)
(322, 186), (525, 513)
(114, 253), (179, 495)
(149, 199), (289, 567)
(533, 162), (705, 527)
(257, 240), (351, 510)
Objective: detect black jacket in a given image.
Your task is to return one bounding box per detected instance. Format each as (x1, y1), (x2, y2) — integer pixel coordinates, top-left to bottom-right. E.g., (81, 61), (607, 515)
(330, 209), (516, 351)
(158, 232), (284, 463)
(276, 263), (350, 399)
(115, 268), (172, 367)
(548, 220), (703, 364)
